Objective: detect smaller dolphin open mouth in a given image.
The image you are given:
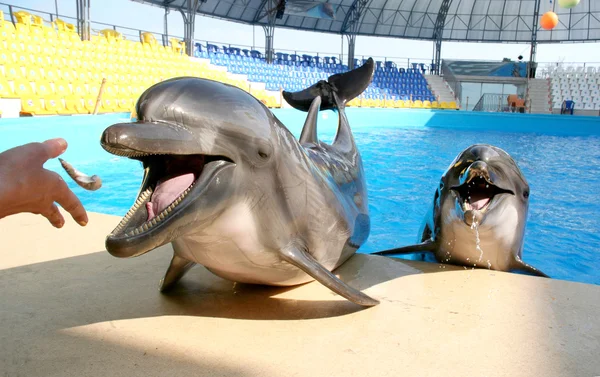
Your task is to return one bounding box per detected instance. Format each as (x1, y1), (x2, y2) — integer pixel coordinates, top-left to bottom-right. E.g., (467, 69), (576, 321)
(452, 176), (514, 214)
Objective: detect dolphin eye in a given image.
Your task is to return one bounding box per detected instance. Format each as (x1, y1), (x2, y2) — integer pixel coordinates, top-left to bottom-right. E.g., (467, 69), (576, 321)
(258, 150), (270, 159)
(523, 190), (530, 199)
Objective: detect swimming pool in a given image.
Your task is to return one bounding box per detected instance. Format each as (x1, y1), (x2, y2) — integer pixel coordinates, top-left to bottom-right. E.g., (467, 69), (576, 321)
(1, 109), (599, 286)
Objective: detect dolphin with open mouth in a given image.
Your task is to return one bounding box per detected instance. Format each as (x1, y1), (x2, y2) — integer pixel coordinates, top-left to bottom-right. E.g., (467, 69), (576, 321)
(374, 144), (549, 277)
(100, 58), (379, 306)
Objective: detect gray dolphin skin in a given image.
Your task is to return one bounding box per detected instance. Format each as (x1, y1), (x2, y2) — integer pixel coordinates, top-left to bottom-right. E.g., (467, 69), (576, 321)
(374, 144), (549, 278)
(99, 58), (379, 306)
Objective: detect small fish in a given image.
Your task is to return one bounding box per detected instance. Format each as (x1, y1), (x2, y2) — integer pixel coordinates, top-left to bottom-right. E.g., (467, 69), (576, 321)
(59, 158), (102, 191)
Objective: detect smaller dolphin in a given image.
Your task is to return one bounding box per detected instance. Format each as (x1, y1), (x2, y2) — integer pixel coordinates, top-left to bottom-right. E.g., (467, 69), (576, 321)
(59, 158), (102, 191)
(374, 144), (549, 278)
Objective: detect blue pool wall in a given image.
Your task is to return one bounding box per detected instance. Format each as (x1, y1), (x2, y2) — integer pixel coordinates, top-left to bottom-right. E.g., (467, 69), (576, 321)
(2, 109), (600, 154)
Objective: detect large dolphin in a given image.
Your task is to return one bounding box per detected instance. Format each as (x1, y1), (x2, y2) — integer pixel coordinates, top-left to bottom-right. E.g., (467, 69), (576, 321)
(374, 144), (549, 277)
(100, 58), (379, 306)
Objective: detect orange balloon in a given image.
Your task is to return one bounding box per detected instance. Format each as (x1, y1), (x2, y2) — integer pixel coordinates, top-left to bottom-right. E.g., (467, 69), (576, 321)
(540, 11), (559, 30)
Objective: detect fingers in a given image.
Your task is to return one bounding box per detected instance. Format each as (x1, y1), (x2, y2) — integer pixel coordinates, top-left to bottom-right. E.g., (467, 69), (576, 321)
(25, 138), (68, 165)
(41, 138), (68, 160)
(42, 203), (65, 228)
(51, 173), (89, 227)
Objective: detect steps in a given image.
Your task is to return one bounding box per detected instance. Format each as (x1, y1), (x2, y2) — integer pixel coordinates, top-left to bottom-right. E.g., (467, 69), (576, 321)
(425, 75), (458, 105)
(526, 79), (552, 114)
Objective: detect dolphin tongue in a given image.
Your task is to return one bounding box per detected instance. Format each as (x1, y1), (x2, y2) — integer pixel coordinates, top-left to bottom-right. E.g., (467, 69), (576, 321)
(470, 197), (490, 210)
(468, 186), (491, 210)
(146, 173), (195, 221)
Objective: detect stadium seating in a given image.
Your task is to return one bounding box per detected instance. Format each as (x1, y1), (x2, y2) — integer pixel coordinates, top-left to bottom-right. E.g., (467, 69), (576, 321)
(0, 7), (453, 116)
(194, 43), (442, 108)
(545, 65), (600, 111)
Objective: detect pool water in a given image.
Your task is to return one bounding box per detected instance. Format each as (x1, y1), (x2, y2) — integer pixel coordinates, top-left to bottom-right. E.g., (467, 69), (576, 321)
(1, 110), (599, 286)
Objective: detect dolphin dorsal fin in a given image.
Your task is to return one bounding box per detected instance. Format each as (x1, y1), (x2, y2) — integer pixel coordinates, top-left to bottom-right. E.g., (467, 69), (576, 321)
(331, 92), (353, 151)
(299, 96), (321, 145)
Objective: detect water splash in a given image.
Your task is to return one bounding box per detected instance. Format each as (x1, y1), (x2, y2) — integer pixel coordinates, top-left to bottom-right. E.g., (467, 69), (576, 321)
(471, 220), (484, 263)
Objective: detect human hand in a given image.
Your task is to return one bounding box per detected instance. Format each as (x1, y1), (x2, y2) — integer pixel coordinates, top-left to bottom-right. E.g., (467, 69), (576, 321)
(0, 138), (89, 228)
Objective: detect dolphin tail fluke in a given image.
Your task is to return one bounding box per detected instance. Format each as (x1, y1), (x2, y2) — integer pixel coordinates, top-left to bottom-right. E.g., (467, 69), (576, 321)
(513, 259), (550, 278)
(159, 254), (196, 292)
(372, 241), (437, 256)
(280, 244), (379, 307)
(282, 57), (375, 111)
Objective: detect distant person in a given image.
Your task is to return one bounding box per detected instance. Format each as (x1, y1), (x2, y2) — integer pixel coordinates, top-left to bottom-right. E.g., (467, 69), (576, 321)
(0, 138), (89, 228)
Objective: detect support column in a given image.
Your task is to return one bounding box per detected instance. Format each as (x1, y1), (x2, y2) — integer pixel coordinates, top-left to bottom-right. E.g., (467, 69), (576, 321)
(346, 34), (356, 70)
(76, 0), (90, 41)
(528, 0), (541, 79)
(432, 0), (451, 75)
(179, 0), (199, 57)
(263, 0), (278, 64)
(163, 7), (170, 47)
(341, 0), (368, 70)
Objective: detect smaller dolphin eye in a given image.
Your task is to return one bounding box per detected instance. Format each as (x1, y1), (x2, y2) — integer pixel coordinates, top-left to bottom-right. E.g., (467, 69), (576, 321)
(258, 150), (269, 159)
(523, 190), (530, 199)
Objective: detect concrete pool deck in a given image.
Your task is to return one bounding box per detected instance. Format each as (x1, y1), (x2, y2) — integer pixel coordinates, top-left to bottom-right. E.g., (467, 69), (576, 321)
(1, 211), (598, 377)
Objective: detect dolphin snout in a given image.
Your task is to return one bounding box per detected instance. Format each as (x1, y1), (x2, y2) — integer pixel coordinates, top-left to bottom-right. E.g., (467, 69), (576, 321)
(460, 161), (492, 185)
(101, 124), (130, 147)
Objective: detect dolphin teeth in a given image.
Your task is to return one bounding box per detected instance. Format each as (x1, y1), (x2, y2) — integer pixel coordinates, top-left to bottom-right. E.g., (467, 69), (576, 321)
(142, 224), (149, 231)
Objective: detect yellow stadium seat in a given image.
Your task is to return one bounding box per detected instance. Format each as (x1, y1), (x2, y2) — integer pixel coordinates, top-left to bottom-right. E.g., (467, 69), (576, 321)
(13, 11), (33, 27)
(25, 66), (43, 81)
(117, 97), (132, 111)
(44, 69), (59, 83)
(104, 84), (118, 98)
(53, 19), (76, 33)
(0, 50), (15, 65)
(412, 100), (423, 108)
(100, 97), (117, 113)
(0, 78), (16, 97)
(439, 101), (449, 109)
(99, 29), (123, 43)
(83, 97), (97, 113)
(59, 69), (75, 83)
(431, 101), (439, 109)
(448, 101), (458, 109)
(141, 32), (157, 45)
(422, 100), (432, 109)
(34, 80), (52, 97)
(169, 38), (185, 54)
(64, 97), (85, 114)
(53, 81), (71, 97)
(44, 96), (65, 114)
(384, 99), (395, 108)
(118, 85), (131, 97)
(20, 97), (44, 115)
(13, 79), (34, 97)
(394, 100), (405, 108)
(0, 25), (15, 41)
(72, 82), (88, 97)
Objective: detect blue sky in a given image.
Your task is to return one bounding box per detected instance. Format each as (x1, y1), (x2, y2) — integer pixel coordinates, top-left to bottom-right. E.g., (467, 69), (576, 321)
(8, 0), (600, 67)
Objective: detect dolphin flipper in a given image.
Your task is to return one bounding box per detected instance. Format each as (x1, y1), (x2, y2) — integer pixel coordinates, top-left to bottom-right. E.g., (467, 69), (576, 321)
(280, 245), (379, 307)
(159, 254), (196, 292)
(513, 258), (550, 278)
(372, 241), (437, 256)
(283, 58), (375, 111)
(299, 96), (321, 145)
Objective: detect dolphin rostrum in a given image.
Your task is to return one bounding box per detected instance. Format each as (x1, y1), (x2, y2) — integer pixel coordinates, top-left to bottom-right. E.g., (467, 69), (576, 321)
(100, 58), (379, 306)
(374, 144), (549, 278)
